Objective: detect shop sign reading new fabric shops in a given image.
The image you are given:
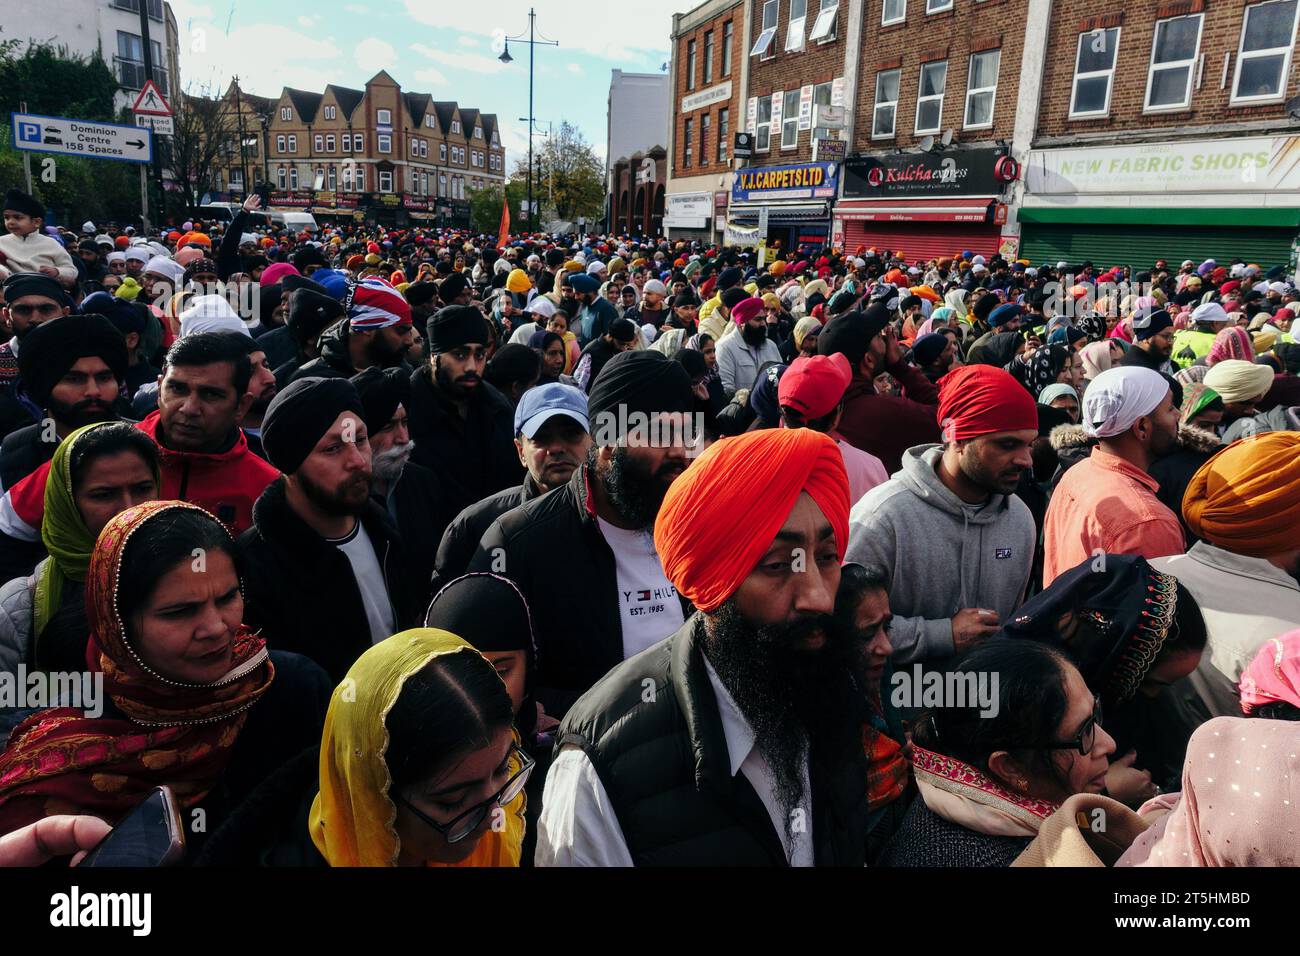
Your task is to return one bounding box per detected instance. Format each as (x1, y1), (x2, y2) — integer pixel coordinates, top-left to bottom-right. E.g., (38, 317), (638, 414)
(732, 162), (839, 202)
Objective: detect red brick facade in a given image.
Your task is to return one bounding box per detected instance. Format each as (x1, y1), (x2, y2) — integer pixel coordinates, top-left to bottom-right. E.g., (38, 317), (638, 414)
(1036, 0), (1300, 138)
(854, 0), (1030, 153)
(672, 2), (746, 178)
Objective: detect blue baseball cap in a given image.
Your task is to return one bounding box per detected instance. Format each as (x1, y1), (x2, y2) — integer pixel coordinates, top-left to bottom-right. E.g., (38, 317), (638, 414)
(514, 382), (590, 438)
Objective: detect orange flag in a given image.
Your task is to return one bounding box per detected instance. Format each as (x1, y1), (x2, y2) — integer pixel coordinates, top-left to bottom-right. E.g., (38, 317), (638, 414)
(496, 194), (511, 250)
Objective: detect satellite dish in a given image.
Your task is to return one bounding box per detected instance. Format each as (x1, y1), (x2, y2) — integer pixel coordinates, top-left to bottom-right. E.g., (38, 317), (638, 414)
(918, 135), (935, 151)
(1287, 94), (1300, 119)
(941, 129), (954, 146)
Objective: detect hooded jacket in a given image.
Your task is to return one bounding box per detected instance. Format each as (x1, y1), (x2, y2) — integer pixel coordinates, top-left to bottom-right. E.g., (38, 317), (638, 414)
(288, 319), (358, 382)
(843, 444), (1035, 663)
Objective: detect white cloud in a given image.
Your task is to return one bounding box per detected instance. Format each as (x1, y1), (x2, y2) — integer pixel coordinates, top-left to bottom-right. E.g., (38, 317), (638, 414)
(412, 66), (450, 88)
(173, 18), (342, 99)
(297, 15), (319, 28)
(409, 43), (506, 75)
(355, 37), (397, 75)
(457, 35), (479, 48)
(169, 0), (214, 22)
(566, 63), (583, 75)
(344, 3), (371, 13)
(401, 0), (696, 61)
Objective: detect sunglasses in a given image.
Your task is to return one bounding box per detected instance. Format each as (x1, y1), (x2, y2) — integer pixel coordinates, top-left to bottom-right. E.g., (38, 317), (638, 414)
(393, 744), (534, 844)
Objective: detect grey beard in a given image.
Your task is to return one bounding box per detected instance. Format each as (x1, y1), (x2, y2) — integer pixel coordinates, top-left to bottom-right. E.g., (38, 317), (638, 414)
(374, 440), (414, 482)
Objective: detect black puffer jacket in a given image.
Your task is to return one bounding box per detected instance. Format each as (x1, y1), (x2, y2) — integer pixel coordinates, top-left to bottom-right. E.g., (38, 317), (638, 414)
(288, 319), (358, 382)
(1150, 422), (1223, 546)
(431, 475), (541, 596)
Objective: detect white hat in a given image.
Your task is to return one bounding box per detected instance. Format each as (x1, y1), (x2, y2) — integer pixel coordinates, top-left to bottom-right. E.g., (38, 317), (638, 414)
(586, 259), (607, 275)
(525, 296), (557, 319)
(642, 279), (668, 296)
(179, 295), (252, 338)
(143, 256), (185, 284)
(95, 234), (113, 247)
(81, 221), (95, 234)
(1057, 261), (1070, 270)
(1191, 301), (1230, 326)
(106, 251), (126, 265)
(852, 257), (866, 269)
(907, 266), (921, 275)
(972, 255), (986, 265)
(1025, 267), (1039, 277)
(123, 247), (150, 264)
(972, 263), (987, 274)
(146, 241), (170, 258)
(1181, 260), (1195, 268)
(1230, 263), (1246, 278)
(1268, 281), (1291, 295)
(240, 233), (258, 246)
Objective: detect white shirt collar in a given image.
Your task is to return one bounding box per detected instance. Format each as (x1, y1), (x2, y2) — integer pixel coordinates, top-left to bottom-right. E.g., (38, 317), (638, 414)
(702, 654), (756, 778)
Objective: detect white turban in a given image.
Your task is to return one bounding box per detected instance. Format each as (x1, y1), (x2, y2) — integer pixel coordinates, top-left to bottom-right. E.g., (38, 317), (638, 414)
(105, 251), (126, 265)
(1081, 366), (1170, 438)
(123, 247), (150, 264)
(143, 256), (185, 284)
(1192, 302), (1230, 326)
(179, 294), (252, 338)
(525, 296), (556, 319)
(1204, 359), (1274, 405)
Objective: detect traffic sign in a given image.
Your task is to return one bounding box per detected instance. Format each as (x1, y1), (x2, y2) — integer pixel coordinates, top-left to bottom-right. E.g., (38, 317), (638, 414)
(11, 112), (152, 164)
(135, 114), (174, 136)
(131, 81), (172, 117)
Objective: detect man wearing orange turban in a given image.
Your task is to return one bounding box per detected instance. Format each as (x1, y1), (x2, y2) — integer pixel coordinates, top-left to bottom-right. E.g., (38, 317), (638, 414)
(537, 428), (869, 867)
(1151, 431), (1300, 727)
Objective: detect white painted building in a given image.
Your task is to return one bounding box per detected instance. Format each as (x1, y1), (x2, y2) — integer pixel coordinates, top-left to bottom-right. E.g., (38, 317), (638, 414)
(0, 0), (181, 114)
(605, 70), (670, 229)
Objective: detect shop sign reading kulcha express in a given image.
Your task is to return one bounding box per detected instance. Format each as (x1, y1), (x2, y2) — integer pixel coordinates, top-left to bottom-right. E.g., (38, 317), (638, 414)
(732, 162), (839, 202)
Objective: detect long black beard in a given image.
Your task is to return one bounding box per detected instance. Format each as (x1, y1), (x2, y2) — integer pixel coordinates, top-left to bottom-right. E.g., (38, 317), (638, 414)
(595, 445), (670, 531)
(701, 600), (863, 850)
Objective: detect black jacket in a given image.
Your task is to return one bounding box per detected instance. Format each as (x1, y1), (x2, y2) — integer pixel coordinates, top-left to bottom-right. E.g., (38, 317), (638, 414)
(0, 422), (58, 491)
(559, 614), (870, 866)
(431, 474), (542, 596)
(236, 477), (421, 684)
(253, 324), (299, 373)
(468, 464), (689, 717)
(377, 460), (456, 610)
(289, 319), (358, 382)
(407, 363), (522, 518)
(1150, 422), (1223, 547)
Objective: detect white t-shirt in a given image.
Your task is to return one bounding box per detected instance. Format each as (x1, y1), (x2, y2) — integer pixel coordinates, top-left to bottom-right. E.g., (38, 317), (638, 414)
(329, 521), (396, 645)
(596, 517), (686, 660)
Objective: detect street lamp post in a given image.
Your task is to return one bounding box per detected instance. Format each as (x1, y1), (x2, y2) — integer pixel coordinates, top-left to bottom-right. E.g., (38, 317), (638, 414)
(499, 7), (558, 232)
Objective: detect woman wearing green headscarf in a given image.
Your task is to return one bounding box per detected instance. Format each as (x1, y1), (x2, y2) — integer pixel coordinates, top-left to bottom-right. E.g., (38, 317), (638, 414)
(0, 422), (160, 689)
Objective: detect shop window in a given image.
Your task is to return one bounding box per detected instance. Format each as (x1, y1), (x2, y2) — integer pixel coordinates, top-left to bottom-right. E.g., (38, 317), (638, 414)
(964, 49), (1000, 128)
(1231, 0), (1298, 103)
(915, 60), (947, 134)
(1070, 27), (1120, 117)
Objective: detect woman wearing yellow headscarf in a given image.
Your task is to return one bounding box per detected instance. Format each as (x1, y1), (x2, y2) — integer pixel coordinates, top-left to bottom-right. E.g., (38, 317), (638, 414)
(309, 629), (529, 867)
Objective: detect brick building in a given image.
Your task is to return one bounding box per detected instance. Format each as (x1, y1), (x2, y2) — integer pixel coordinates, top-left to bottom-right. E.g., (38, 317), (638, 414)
(835, 0), (1030, 260)
(666, 0), (746, 240)
(207, 80), (275, 201)
(259, 70), (505, 226)
(1018, 0), (1300, 266)
(609, 149), (669, 235)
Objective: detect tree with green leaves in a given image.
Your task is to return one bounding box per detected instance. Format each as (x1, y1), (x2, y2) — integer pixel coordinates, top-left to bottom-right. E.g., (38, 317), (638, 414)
(512, 121), (605, 226)
(469, 178), (528, 234)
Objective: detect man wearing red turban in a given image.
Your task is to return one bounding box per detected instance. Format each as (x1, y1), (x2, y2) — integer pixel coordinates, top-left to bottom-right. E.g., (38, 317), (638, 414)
(844, 364), (1038, 664)
(536, 428), (869, 867)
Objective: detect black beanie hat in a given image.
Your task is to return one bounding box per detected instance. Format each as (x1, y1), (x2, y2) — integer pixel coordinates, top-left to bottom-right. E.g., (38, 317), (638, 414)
(439, 272), (471, 303)
(19, 315), (128, 408)
(428, 304), (488, 353)
(261, 376), (366, 474)
(287, 288), (345, 346)
(3, 189), (43, 219)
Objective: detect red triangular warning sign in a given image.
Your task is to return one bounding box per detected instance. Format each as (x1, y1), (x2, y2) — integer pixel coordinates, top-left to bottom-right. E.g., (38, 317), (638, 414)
(132, 81), (172, 116)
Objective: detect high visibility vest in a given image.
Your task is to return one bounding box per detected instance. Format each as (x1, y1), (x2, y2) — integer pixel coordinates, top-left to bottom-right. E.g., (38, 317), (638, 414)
(1171, 329), (1215, 369)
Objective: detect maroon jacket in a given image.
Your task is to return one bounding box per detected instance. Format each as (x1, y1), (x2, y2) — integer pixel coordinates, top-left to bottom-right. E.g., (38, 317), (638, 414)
(836, 361), (941, 476)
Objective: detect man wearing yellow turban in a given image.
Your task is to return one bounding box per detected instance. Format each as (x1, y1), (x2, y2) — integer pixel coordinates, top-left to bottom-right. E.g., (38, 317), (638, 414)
(535, 429), (869, 866)
(1151, 432), (1300, 727)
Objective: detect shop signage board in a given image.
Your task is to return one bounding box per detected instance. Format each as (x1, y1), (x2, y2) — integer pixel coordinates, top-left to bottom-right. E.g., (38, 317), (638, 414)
(843, 147), (1004, 198)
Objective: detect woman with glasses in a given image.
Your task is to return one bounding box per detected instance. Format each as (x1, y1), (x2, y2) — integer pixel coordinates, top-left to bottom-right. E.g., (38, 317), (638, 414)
(309, 628), (530, 867)
(881, 640), (1116, 867)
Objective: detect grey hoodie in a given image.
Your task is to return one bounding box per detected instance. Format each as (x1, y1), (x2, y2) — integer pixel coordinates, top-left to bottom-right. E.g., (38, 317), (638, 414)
(844, 444), (1035, 664)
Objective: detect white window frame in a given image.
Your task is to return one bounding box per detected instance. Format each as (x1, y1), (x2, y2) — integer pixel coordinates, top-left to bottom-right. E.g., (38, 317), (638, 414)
(914, 60), (947, 134)
(378, 133), (392, 153)
(411, 137), (419, 155)
(314, 134), (323, 152)
(1070, 27), (1121, 118)
(809, 0), (839, 41)
(785, 0), (807, 52)
(356, 167), (365, 192)
(882, 0), (905, 26)
(280, 106), (291, 121)
(474, 127), (483, 139)
(755, 94), (773, 151)
(718, 107), (730, 163)
(723, 20), (733, 74)
(440, 143), (448, 162)
(277, 166), (286, 190)
(327, 167), (336, 190)
(377, 108), (391, 126)
(326, 133), (336, 152)
(276, 134), (286, 153)
(287, 134), (297, 153)
(872, 68), (899, 138)
(230, 168), (243, 190)
(439, 174), (447, 197)
(451, 120), (462, 133)
(926, 0), (952, 12)
(1231, 0), (1300, 104)
(752, 0), (778, 57)
(1144, 14), (1203, 111)
(379, 170), (393, 193)
(420, 141), (428, 158)
(781, 89), (800, 148)
(343, 166), (353, 191)
(963, 49), (1000, 129)
(684, 118), (694, 168)
(289, 167), (298, 189)
(324, 105), (336, 120)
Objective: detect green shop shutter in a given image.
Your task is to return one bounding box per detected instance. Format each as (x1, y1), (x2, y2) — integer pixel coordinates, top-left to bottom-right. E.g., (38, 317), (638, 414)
(1019, 223), (1297, 269)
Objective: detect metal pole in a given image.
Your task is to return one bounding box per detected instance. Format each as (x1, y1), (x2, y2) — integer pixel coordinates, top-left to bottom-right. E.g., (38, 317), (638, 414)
(20, 100), (32, 193)
(137, 0), (165, 226)
(528, 7), (535, 232)
(140, 165), (150, 234)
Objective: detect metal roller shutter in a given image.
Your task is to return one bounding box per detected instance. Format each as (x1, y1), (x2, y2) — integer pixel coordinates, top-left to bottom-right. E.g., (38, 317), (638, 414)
(1019, 224), (1298, 269)
(842, 221), (1002, 263)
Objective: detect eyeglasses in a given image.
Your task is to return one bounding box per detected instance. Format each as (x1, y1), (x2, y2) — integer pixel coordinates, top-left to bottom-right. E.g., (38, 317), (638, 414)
(1043, 696), (1103, 756)
(393, 744), (535, 844)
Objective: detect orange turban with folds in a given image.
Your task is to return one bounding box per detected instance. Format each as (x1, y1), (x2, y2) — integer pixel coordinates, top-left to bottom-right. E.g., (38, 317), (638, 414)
(653, 429), (849, 613)
(1183, 432), (1300, 558)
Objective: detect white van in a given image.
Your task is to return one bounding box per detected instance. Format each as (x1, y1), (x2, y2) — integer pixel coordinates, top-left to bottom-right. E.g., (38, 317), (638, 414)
(275, 211), (319, 233)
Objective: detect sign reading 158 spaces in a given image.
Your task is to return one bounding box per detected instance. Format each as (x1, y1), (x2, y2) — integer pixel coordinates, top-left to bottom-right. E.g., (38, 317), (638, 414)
(10, 113), (153, 164)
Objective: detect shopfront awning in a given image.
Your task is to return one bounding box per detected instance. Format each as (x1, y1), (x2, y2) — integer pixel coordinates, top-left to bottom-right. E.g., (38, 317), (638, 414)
(728, 201), (829, 224)
(835, 198), (994, 223)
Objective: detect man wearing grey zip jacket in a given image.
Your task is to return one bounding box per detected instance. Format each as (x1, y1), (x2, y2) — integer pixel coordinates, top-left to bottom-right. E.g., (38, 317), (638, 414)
(843, 364), (1040, 664)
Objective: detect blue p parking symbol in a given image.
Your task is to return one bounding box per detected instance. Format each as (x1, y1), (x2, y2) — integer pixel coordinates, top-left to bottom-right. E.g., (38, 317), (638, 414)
(17, 121), (40, 144)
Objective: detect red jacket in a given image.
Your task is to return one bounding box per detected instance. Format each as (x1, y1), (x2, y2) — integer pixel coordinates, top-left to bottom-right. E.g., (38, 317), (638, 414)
(836, 361), (941, 476)
(0, 413), (278, 541)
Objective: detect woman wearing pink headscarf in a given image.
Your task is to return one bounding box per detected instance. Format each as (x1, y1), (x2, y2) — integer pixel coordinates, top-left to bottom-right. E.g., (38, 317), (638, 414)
(1206, 326), (1254, 366)
(1116, 716), (1300, 866)
(1079, 340), (1119, 389)
(1239, 629), (1300, 719)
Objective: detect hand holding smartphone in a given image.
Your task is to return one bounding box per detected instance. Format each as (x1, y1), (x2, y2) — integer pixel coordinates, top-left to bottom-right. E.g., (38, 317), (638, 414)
(76, 786), (185, 868)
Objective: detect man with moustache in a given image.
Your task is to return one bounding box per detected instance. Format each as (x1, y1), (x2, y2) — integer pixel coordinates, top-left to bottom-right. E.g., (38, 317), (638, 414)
(239, 340), (279, 461)
(0, 314), (127, 489)
(434, 382), (591, 589)
(352, 366), (452, 607)
(290, 276), (413, 383)
(535, 427), (869, 866)
(407, 303), (522, 516)
(470, 350), (695, 718)
(845, 364), (1038, 666)
(716, 297), (783, 398)
(237, 376), (419, 683)
(0, 274), (74, 436)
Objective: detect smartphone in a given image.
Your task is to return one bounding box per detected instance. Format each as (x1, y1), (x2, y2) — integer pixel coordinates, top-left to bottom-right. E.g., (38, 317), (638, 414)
(254, 181), (271, 206)
(76, 786), (185, 867)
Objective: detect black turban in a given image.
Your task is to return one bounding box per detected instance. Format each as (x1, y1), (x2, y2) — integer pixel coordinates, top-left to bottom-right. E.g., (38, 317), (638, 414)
(350, 366), (411, 434)
(3, 189), (43, 219)
(587, 349), (693, 445)
(428, 304), (488, 353)
(2, 273), (70, 307)
(439, 273), (470, 304)
(972, 291), (999, 323)
(817, 306), (890, 367)
(79, 292), (147, 337)
(261, 376), (366, 474)
(287, 288), (345, 346)
(403, 280), (438, 309)
(18, 315), (127, 408)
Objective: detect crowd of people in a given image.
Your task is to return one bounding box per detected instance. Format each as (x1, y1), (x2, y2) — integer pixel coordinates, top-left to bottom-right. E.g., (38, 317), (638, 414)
(0, 182), (1297, 868)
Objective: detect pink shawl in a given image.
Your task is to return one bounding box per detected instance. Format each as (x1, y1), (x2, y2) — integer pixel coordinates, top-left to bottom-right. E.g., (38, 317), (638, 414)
(1239, 629), (1300, 714)
(1117, 716), (1300, 866)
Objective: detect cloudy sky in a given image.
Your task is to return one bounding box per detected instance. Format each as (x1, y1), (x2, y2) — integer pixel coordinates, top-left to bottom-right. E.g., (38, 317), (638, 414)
(169, 0), (699, 165)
